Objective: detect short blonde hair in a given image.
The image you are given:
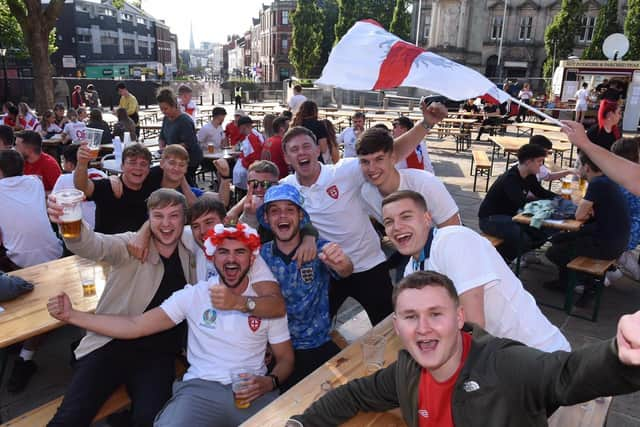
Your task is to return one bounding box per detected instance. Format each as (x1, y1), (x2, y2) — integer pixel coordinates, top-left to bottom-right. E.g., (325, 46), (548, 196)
(147, 188), (187, 222)
(162, 144), (190, 162)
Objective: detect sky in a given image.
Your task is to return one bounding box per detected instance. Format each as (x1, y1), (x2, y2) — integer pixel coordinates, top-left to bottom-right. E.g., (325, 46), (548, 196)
(142, 0), (267, 49)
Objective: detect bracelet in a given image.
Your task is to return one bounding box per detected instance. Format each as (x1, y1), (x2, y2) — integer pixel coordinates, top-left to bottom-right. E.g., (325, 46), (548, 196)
(267, 373), (280, 390)
(420, 120), (432, 131)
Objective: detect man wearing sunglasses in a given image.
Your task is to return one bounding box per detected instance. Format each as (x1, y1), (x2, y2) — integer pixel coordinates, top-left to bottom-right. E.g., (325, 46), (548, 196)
(238, 161), (281, 229)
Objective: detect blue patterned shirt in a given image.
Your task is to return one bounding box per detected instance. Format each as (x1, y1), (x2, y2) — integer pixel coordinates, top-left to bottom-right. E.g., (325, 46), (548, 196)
(620, 185), (640, 250)
(260, 239), (334, 350)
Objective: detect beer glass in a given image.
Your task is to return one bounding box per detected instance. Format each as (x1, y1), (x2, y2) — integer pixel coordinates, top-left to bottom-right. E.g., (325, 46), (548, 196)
(230, 369), (253, 409)
(361, 334), (386, 374)
(82, 127), (104, 159)
(55, 189), (84, 239)
(207, 143), (215, 153)
(561, 176), (572, 191)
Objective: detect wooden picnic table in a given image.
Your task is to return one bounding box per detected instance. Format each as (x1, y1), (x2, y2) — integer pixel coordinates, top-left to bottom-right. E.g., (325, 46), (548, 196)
(489, 136), (572, 173)
(0, 256), (106, 349)
(513, 213), (583, 232)
(241, 314), (406, 427)
(514, 122), (563, 137)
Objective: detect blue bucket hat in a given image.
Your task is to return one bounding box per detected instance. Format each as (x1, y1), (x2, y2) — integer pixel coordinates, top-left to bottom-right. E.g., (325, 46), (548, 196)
(257, 184), (310, 231)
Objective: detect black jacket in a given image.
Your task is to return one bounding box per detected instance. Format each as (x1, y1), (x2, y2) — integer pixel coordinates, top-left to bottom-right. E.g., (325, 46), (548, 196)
(294, 324), (640, 427)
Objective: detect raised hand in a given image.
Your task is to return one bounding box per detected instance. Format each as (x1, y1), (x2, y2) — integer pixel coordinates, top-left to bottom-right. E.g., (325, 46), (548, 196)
(617, 311), (640, 366)
(421, 102), (448, 127)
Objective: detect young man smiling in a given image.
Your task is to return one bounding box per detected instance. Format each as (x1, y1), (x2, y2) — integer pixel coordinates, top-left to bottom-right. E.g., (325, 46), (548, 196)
(46, 189), (197, 426)
(258, 184), (353, 390)
(381, 190), (569, 352)
(291, 271), (640, 427)
(47, 222), (294, 427)
(280, 101), (448, 326)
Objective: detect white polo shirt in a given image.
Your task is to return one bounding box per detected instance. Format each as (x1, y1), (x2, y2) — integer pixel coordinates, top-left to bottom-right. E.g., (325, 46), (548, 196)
(182, 226), (276, 284)
(338, 127), (358, 158)
(404, 226), (570, 353)
(361, 168), (459, 226)
(161, 280), (290, 384)
(281, 158), (386, 273)
(197, 122), (225, 152)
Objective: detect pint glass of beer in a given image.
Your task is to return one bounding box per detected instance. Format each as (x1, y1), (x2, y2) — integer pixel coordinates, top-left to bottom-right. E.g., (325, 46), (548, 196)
(82, 127), (104, 159)
(55, 189), (84, 239)
(207, 143), (215, 153)
(561, 176), (572, 190)
(230, 369), (253, 409)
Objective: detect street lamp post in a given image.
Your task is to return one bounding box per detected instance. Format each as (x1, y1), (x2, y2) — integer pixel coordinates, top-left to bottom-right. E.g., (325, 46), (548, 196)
(415, 0), (422, 47)
(496, 0), (508, 83)
(0, 48), (8, 104)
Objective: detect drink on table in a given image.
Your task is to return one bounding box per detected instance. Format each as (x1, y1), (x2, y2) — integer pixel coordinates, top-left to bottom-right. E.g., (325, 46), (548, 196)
(561, 176), (572, 190)
(579, 177), (587, 196)
(207, 143), (215, 153)
(561, 188), (572, 201)
(361, 334), (386, 374)
(55, 189), (84, 239)
(79, 266), (97, 297)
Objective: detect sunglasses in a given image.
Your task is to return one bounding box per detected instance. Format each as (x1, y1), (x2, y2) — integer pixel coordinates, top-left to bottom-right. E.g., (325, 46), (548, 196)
(248, 179), (275, 190)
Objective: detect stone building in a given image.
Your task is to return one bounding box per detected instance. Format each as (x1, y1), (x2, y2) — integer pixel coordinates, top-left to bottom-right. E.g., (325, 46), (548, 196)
(410, 0), (629, 85)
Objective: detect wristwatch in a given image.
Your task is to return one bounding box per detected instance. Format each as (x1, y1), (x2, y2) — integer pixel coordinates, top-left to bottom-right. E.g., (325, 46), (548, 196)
(419, 120), (432, 131)
(245, 297), (256, 312)
(267, 373), (280, 391)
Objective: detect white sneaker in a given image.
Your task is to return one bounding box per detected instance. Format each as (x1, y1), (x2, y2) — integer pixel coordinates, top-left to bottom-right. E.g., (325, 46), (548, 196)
(604, 268), (624, 287)
(618, 251), (640, 281)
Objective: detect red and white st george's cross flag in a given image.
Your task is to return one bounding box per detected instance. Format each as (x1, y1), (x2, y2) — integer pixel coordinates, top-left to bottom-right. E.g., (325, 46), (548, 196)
(316, 20), (510, 104)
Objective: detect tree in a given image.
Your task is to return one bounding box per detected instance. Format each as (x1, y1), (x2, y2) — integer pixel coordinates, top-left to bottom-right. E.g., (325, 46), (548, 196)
(318, 0), (338, 70)
(6, 0), (64, 113)
(582, 0), (621, 59)
(389, 0), (411, 40)
(625, 0), (640, 60)
(542, 0), (585, 80)
(334, 0), (396, 42)
(289, 0), (324, 78)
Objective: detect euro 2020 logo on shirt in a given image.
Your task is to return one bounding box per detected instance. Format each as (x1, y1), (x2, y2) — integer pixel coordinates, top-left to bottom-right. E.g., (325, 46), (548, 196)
(200, 308), (217, 329)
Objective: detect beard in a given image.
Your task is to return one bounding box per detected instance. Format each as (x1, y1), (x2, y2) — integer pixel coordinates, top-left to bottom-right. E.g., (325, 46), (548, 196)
(214, 262), (251, 289)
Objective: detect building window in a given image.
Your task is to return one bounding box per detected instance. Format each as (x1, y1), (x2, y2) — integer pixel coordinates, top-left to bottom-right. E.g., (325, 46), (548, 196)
(281, 36), (288, 52)
(490, 16), (503, 40)
(518, 16), (533, 40)
(136, 17), (145, 25)
(121, 13), (133, 21)
(282, 10), (289, 25)
(579, 15), (597, 42)
(422, 13), (431, 43)
(102, 8), (114, 17)
(75, 4), (90, 13)
(77, 34), (92, 44)
(100, 35), (118, 46)
(123, 39), (134, 48)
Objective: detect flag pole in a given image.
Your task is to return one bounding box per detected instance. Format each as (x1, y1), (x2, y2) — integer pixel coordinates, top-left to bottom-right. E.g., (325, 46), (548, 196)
(508, 96), (564, 127)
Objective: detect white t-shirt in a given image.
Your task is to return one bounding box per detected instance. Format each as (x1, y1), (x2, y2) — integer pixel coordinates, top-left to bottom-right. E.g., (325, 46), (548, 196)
(338, 127), (358, 158)
(404, 226), (570, 353)
(395, 141), (434, 174)
(52, 169), (107, 230)
(180, 100), (198, 123)
(575, 88), (589, 107)
(281, 158), (386, 273)
(62, 121), (87, 143)
(182, 226), (277, 284)
(160, 280), (290, 384)
(197, 122), (225, 152)
(288, 94), (307, 115)
(361, 168), (459, 226)
(0, 175), (63, 267)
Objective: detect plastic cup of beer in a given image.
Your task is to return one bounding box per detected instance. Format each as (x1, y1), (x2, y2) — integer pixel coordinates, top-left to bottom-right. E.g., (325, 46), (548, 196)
(230, 369), (253, 409)
(79, 266), (97, 297)
(561, 176), (572, 190)
(207, 143), (215, 153)
(82, 127), (104, 159)
(561, 188), (572, 200)
(361, 334), (386, 374)
(579, 177), (587, 195)
(55, 189), (84, 239)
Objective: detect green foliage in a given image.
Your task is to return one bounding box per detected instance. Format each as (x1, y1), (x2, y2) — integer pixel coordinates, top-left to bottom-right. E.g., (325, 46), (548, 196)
(389, 0), (411, 40)
(582, 0), (621, 59)
(0, 0), (56, 58)
(289, 0), (324, 78)
(112, 0), (125, 9)
(335, 0), (396, 42)
(542, 0), (585, 79)
(319, 0), (338, 69)
(625, 0), (640, 60)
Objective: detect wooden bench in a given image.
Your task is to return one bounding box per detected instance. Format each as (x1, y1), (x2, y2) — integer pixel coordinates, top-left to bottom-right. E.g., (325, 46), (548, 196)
(470, 150), (492, 192)
(1, 360), (186, 427)
(480, 233), (504, 248)
(451, 131), (471, 152)
(565, 256), (616, 322)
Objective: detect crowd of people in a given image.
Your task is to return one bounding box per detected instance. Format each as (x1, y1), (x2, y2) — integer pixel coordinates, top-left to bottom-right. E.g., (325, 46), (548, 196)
(1, 82), (640, 427)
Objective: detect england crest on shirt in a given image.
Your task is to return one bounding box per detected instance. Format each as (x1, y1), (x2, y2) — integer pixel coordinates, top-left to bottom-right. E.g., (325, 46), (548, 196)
(248, 315), (261, 332)
(326, 185), (339, 199)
